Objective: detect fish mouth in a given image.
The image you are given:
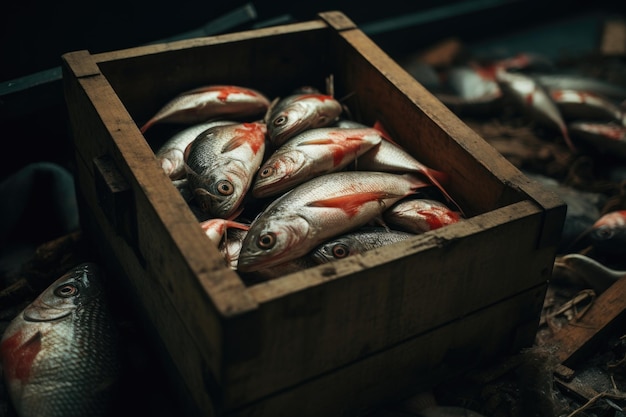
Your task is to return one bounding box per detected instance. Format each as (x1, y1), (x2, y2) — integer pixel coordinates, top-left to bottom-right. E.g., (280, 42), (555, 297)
(194, 187), (236, 217)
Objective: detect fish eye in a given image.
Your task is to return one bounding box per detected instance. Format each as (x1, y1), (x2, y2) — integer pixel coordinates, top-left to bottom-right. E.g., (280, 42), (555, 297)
(273, 115), (288, 127)
(594, 226), (615, 240)
(257, 232), (276, 249)
(216, 180), (234, 196)
(54, 284), (78, 298)
(318, 115), (328, 124)
(332, 244), (349, 259)
(259, 166), (274, 178)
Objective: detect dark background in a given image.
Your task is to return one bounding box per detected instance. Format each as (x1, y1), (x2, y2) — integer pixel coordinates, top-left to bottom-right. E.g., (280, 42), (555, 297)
(1, 0), (624, 181)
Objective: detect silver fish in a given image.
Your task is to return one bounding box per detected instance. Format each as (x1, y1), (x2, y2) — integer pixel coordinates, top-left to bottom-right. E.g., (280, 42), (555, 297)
(311, 226), (415, 263)
(0, 262), (119, 417)
(495, 69), (577, 153)
(589, 210), (626, 255)
(554, 253), (625, 294)
(569, 121), (626, 161)
(534, 73), (626, 102)
(353, 123), (460, 214)
(237, 171), (430, 272)
(252, 126), (383, 198)
(185, 122), (267, 218)
(383, 197), (463, 234)
(265, 93), (343, 147)
(550, 89), (626, 125)
(140, 85), (270, 133)
(155, 119), (237, 180)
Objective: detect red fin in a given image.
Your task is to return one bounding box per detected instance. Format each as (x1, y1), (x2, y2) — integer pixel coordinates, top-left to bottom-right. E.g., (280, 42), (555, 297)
(372, 120), (399, 145)
(140, 118), (156, 134)
(308, 192), (403, 218)
(221, 135), (251, 153)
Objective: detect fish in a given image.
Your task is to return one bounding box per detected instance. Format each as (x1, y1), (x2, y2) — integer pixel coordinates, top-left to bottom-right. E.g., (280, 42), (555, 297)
(0, 262), (119, 417)
(185, 122), (267, 218)
(554, 253), (625, 294)
(251, 126), (383, 198)
(523, 170), (605, 253)
(589, 210), (626, 255)
(140, 85), (270, 133)
(495, 69), (577, 153)
(311, 226), (415, 263)
(218, 227), (249, 270)
(533, 73), (626, 102)
(549, 89), (625, 125)
(446, 65), (501, 102)
(155, 119), (237, 180)
(199, 218), (250, 246)
(352, 123), (460, 213)
(569, 121), (626, 161)
(265, 93), (343, 147)
(237, 171), (430, 272)
(383, 197), (463, 234)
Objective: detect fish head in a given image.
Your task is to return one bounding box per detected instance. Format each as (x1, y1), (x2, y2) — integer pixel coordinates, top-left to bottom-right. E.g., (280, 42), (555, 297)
(589, 211), (626, 254)
(267, 95), (341, 146)
(237, 214), (311, 272)
(187, 160), (251, 218)
(312, 238), (355, 264)
(23, 262), (103, 322)
(252, 150), (309, 198)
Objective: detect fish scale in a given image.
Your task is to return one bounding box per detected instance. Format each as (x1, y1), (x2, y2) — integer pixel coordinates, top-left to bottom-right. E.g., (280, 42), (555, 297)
(0, 263), (119, 417)
(185, 122), (267, 218)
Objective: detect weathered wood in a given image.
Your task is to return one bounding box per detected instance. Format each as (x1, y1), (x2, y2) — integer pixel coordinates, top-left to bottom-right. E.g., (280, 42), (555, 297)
(551, 277), (626, 367)
(62, 10), (566, 416)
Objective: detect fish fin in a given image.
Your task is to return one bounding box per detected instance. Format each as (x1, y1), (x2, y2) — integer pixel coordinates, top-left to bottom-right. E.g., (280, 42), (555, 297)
(371, 120), (403, 147)
(308, 191), (405, 218)
(405, 173), (464, 217)
(221, 135), (251, 153)
(225, 220), (250, 231)
(140, 118), (157, 134)
(369, 214), (392, 231)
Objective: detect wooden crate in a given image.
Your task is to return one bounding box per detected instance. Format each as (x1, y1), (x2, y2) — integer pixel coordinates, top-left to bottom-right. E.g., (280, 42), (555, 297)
(61, 10), (566, 417)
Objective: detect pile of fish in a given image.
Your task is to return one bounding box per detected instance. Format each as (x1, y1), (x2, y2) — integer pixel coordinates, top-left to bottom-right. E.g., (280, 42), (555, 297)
(407, 52), (626, 159)
(140, 83), (464, 282)
(404, 50), (626, 264)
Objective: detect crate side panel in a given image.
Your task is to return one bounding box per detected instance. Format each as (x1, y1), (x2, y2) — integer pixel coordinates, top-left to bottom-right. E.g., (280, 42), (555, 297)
(97, 27), (334, 131)
(62, 58), (239, 403)
(326, 29), (529, 217)
(221, 202), (556, 406)
(69, 137), (219, 416)
(224, 284), (547, 417)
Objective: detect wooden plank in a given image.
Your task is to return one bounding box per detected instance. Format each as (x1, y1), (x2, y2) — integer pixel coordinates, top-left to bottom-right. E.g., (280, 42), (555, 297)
(550, 277), (626, 367)
(223, 284), (546, 417)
